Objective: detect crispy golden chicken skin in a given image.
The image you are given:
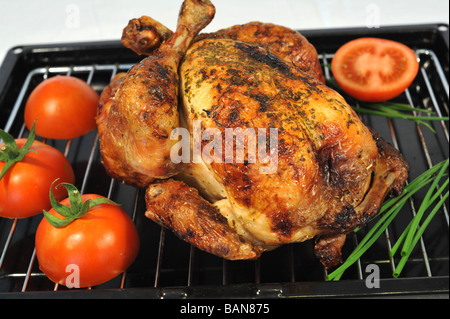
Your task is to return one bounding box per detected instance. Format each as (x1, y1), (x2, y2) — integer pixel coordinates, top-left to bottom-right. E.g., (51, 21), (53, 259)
(195, 22), (325, 84)
(178, 39), (375, 247)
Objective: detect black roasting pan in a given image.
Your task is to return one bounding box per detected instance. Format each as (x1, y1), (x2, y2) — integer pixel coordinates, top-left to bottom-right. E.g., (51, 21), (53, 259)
(0, 24), (448, 299)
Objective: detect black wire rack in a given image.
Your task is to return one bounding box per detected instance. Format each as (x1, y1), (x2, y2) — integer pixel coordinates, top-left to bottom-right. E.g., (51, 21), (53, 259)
(0, 24), (448, 298)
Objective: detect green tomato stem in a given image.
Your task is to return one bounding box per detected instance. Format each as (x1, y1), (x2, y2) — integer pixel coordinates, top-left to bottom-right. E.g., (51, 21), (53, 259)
(0, 120), (37, 181)
(43, 179), (120, 228)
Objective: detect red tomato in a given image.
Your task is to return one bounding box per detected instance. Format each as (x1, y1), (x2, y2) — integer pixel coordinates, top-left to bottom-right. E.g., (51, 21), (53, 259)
(24, 75), (100, 139)
(0, 139), (75, 218)
(331, 38), (419, 102)
(35, 194), (140, 288)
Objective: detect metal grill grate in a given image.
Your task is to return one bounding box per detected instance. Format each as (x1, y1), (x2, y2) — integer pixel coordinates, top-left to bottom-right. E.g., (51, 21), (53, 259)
(0, 33), (448, 298)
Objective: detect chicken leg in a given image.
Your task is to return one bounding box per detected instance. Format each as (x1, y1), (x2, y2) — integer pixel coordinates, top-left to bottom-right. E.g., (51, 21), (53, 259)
(314, 129), (409, 269)
(96, 0), (215, 188)
(145, 179), (267, 260)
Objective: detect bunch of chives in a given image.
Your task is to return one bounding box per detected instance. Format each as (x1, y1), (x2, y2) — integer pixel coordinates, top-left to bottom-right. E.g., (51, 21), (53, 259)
(390, 159), (449, 277)
(327, 159), (449, 281)
(353, 102), (449, 133)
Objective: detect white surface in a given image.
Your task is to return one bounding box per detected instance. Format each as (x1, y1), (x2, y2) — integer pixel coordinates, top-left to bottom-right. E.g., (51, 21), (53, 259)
(0, 0), (449, 64)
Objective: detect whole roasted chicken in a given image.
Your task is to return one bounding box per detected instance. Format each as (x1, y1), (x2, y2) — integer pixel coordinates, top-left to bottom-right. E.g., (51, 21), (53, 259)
(97, 0), (408, 268)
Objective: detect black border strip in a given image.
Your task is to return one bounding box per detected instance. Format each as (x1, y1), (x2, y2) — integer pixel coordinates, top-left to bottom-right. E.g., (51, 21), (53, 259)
(0, 277), (447, 299)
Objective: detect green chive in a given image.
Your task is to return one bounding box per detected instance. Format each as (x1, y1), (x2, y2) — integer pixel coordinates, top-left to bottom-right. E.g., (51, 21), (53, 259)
(354, 107), (449, 122)
(365, 102), (436, 114)
(401, 159), (449, 256)
(393, 191), (449, 277)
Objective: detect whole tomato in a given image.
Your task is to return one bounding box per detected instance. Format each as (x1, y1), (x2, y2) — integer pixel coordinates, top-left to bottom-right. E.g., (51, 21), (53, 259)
(24, 75), (100, 139)
(0, 127), (75, 218)
(35, 185), (140, 288)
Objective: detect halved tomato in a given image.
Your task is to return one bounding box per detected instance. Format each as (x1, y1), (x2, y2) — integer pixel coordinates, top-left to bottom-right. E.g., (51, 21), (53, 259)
(331, 37), (419, 102)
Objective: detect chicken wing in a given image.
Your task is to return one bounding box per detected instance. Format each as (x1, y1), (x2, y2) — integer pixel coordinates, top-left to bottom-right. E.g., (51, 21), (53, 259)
(122, 15), (174, 56)
(96, 0), (215, 188)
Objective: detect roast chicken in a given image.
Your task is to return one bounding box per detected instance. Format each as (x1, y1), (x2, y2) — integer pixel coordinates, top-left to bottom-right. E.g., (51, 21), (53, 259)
(97, 0), (409, 268)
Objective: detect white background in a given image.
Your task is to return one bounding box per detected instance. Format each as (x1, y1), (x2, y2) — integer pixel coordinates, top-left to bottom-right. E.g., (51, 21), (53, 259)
(0, 0), (449, 64)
